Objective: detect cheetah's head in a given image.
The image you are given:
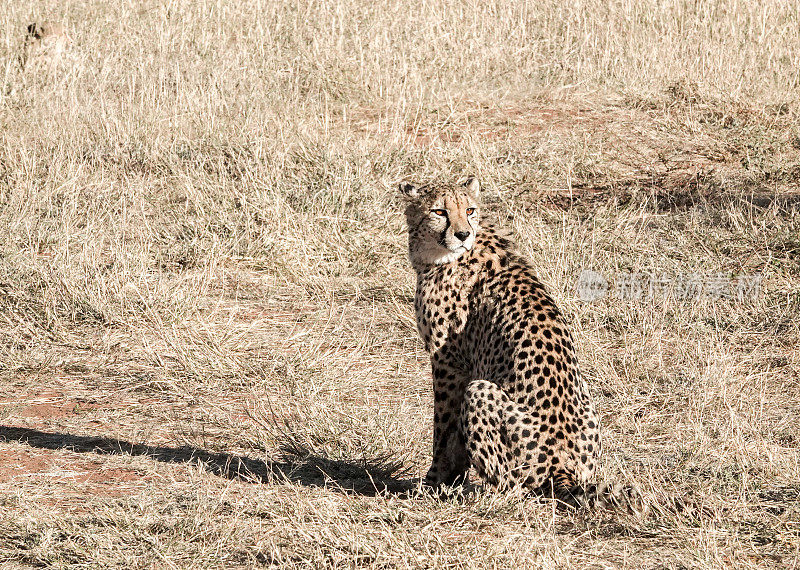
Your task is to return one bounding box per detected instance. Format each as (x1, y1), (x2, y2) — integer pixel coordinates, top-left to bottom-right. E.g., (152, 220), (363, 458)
(21, 21), (73, 69)
(399, 177), (481, 269)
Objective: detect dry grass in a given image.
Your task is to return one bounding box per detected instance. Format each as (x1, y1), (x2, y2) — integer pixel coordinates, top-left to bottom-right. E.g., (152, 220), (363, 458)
(0, 0), (799, 567)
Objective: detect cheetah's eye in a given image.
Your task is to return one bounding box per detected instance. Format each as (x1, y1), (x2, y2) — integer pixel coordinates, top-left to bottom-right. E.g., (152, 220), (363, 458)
(466, 207), (476, 216)
(431, 209), (447, 217)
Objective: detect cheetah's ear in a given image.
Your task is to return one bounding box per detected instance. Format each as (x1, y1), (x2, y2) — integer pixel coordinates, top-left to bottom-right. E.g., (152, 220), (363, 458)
(398, 181), (422, 201)
(463, 176), (480, 199)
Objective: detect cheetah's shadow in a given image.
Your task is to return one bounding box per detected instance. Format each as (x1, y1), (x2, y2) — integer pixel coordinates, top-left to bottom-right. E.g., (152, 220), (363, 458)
(0, 425), (418, 497)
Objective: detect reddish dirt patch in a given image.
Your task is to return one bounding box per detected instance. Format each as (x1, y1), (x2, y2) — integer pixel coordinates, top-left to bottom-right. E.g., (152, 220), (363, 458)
(0, 444), (154, 497)
(0, 368), (268, 504)
(347, 102), (616, 147)
(0, 445), (52, 479)
(10, 395), (104, 420)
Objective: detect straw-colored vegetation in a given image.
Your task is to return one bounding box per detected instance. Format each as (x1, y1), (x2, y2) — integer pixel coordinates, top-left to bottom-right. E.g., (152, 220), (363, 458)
(1, 0), (799, 567)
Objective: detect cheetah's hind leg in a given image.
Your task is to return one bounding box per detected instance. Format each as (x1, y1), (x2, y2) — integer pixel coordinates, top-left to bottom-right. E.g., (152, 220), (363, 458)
(460, 379), (549, 490)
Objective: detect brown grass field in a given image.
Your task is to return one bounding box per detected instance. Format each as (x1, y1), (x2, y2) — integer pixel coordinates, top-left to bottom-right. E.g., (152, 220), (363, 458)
(1, 1), (799, 567)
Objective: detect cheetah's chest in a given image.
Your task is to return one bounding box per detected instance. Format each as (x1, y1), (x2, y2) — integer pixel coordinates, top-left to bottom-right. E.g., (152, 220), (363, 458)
(414, 268), (475, 354)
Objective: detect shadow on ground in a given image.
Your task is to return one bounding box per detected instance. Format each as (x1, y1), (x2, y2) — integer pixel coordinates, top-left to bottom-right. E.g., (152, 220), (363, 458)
(0, 425), (418, 496)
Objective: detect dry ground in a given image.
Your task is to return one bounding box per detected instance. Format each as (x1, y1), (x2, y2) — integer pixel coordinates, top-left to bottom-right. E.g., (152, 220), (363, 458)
(1, 1), (799, 568)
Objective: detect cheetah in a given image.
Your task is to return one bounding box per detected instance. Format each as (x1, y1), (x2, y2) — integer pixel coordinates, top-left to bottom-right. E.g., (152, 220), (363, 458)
(400, 176), (627, 508)
(20, 22), (73, 70)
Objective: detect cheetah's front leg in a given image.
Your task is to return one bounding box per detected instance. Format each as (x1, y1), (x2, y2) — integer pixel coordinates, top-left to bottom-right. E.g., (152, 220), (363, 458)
(424, 360), (470, 488)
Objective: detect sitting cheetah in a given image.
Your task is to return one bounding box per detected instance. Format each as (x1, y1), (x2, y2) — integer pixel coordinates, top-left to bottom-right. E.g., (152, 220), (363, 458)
(401, 176), (627, 507)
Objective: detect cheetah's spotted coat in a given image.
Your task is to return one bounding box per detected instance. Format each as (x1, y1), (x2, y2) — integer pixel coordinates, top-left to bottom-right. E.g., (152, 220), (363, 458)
(401, 177), (605, 505)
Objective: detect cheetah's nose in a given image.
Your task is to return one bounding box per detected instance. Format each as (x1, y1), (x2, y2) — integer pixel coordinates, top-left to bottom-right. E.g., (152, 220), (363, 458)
(454, 230), (471, 242)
